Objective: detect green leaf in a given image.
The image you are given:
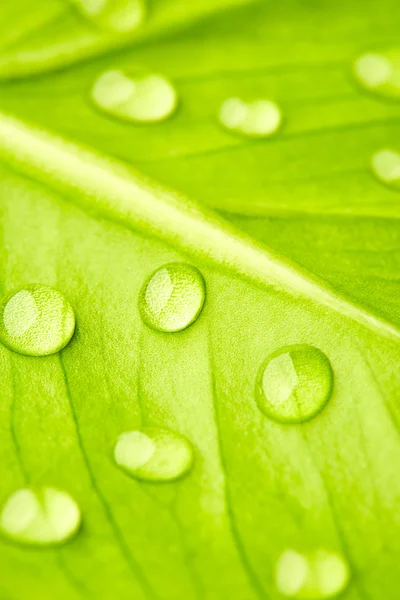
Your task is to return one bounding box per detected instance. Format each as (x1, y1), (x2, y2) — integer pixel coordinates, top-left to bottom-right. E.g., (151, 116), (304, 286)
(0, 1), (400, 599)
(0, 0), (254, 78)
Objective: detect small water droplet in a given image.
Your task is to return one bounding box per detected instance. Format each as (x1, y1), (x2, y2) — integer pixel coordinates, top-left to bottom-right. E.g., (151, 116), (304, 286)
(353, 52), (400, 99)
(91, 69), (178, 123)
(0, 285), (75, 357)
(218, 97), (282, 137)
(72, 0), (146, 33)
(0, 488), (81, 546)
(256, 345), (333, 424)
(139, 263), (205, 332)
(371, 148), (400, 187)
(114, 428), (193, 481)
(276, 549), (350, 599)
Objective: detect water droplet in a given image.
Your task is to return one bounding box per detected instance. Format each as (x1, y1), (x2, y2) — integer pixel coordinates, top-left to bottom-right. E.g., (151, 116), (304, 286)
(72, 0), (146, 33)
(353, 52), (400, 99)
(91, 70), (178, 123)
(139, 263), (205, 332)
(276, 549), (350, 599)
(114, 428), (193, 481)
(0, 285), (75, 357)
(371, 148), (400, 187)
(0, 488), (81, 546)
(218, 97), (282, 137)
(256, 345), (333, 424)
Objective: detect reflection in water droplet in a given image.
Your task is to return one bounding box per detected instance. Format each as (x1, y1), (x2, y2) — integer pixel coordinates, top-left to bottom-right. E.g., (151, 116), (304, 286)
(114, 428), (193, 481)
(353, 52), (400, 99)
(256, 345), (333, 424)
(91, 70), (178, 123)
(139, 263), (205, 332)
(276, 549), (350, 599)
(71, 0), (146, 33)
(371, 148), (400, 187)
(219, 97), (282, 137)
(0, 488), (81, 546)
(0, 285), (75, 356)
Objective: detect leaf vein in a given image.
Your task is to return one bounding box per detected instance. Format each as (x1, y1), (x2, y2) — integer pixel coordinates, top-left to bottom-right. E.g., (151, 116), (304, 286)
(58, 353), (158, 600)
(207, 331), (267, 600)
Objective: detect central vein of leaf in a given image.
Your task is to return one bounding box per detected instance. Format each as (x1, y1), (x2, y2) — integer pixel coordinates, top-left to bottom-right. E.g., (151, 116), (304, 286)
(0, 111), (398, 342)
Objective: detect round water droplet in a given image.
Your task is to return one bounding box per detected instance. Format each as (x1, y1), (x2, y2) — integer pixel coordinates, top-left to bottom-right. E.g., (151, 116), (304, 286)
(114, 428), (193, 482)
(218, 97), (282, 138)
(276, 549), (350, 599)
(256, 345), (333, 424)
(139, 263), (205, 332)
(0, 285), (75, 357)
(353, 51), (400, 99)
(72, 0), (146, 33)
(91, 70), (178, 123)
(371, 148), (400, 188)
(0, 487), (81, 546)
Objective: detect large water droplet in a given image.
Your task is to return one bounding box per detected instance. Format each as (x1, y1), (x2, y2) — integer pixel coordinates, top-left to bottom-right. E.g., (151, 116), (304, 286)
(71, 0), (146, 33)
(218, 97), (282, 138)
(91, 70), (178, 123)
(114, 428), (193, 481)
(371, 148), (400, 187)
(276, 549), (350, 599)
(353, 52), (400, 99)
(256, 345), (333, 424)
(139, 263), (205, 332)
(0, 488), (81, 546)
(0, 285), (75, 356)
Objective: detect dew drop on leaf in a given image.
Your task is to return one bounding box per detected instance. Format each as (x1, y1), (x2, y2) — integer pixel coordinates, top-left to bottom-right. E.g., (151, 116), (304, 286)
(275, 548), (350, 599)
(371, 148), (400, 187)
(71, 0), (146, 33)
(138, 263), (205, 332)
(0, 285), (75, 356)
(114, 428), (193, 481)
(91, 70), (178, 123)
(218, 97), (282, 137)
(0, 488), (81, 546)
(256, 345), (333, 424)
(353, 52), (400, 99)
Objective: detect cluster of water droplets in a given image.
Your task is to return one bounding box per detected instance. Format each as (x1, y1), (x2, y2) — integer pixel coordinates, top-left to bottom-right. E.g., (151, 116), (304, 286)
(0, 266), (345, 597)
(87, 31), (282, 138)
(87, 41), (400, 195)
(91, 68), (283, 136)
(0, 287), (81, 545)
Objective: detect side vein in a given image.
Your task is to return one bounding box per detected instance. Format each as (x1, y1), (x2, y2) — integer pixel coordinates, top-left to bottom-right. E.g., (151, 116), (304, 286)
(206, 330), (267, 600)
(58, 353), (158, 600)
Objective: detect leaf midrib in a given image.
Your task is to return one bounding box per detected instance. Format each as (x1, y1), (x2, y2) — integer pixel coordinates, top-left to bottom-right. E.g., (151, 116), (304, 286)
(0, 111), (398, 344)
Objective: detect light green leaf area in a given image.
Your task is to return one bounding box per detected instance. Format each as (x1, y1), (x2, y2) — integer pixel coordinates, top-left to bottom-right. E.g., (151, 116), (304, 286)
(0, 1), (400, 599)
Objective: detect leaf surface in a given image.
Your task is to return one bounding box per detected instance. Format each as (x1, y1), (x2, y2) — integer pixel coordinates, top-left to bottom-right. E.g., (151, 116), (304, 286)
(0, 1), (400, 599)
